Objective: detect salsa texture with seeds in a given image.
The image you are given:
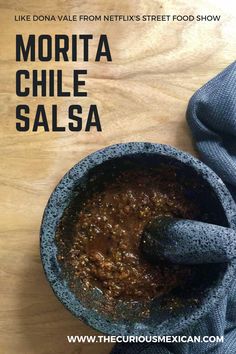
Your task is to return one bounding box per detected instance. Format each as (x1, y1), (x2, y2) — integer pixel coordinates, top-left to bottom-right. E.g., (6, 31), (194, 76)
(56, 165), (218, 316)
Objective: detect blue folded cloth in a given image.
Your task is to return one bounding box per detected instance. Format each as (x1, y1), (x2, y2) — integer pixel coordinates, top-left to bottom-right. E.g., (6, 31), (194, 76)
(111, 62), (236, 354)
(187, 61), (236, 201)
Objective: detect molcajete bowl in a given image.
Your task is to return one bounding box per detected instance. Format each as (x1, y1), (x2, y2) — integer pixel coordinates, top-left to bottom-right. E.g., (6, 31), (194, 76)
(40, 142), (236, 336)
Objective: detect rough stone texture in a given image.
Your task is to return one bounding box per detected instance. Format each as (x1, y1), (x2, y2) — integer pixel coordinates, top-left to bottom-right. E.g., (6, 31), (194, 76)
(40, 142), (236, 336)
(141, 217), (236, 264)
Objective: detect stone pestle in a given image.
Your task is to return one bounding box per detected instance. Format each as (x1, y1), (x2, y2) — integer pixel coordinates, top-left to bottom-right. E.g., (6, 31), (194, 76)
(141, 217), (236, 264)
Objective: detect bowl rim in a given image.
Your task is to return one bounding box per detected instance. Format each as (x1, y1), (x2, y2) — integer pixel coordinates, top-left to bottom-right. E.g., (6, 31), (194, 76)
(40, 142), (236, 336)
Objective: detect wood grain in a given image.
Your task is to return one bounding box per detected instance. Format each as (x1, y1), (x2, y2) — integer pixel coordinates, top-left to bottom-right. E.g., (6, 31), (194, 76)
(0, 0), (236, 353)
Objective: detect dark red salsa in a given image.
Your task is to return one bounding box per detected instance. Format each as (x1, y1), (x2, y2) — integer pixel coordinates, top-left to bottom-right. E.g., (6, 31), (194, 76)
(56, 163), (221, 317)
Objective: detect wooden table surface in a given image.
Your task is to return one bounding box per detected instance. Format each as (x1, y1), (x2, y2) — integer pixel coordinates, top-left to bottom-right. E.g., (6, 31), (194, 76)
(0, 0), (236, 353)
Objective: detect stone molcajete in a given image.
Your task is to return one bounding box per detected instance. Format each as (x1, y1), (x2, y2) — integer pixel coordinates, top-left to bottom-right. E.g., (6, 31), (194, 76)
(40, 142), (236, 336)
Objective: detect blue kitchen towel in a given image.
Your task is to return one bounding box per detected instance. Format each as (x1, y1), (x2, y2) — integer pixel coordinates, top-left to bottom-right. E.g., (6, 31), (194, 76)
(187, 61), (236, 201)
(111, 62), (236, 353)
